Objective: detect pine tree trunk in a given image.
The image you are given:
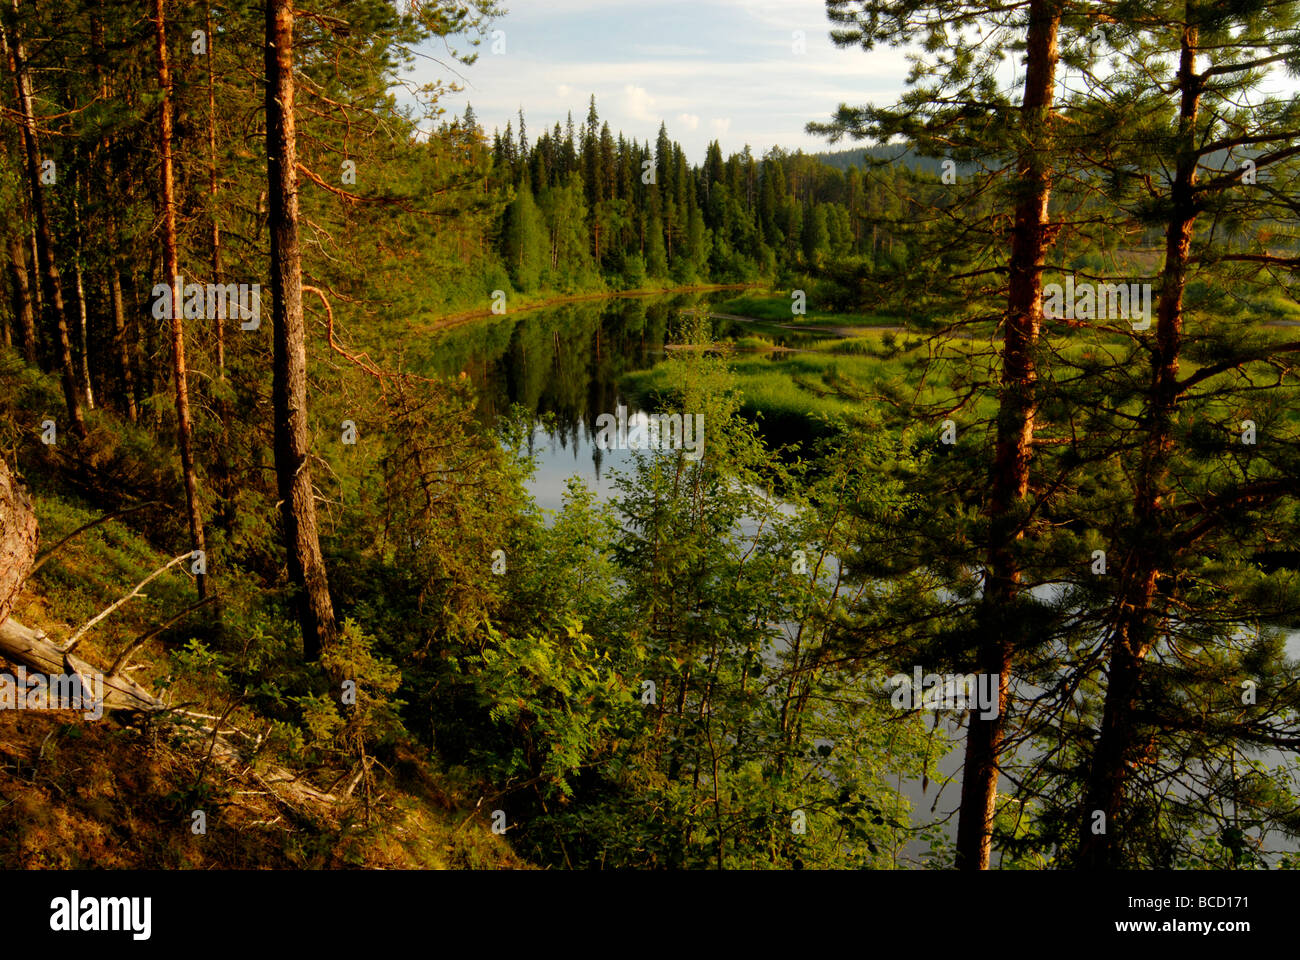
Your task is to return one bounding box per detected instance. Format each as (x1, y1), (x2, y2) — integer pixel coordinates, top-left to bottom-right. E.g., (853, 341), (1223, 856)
(203, 4), (237, 533)
(206, 5), (224, 380)
(143, 247), (161, 408)
(109, 268), (138, 423)
(152, 0), (207, 599)
(0, 455), (37, 626)
(266, 0), (338, 662)
(92, 7), (134, 423)
(6, 234), (37, 363)
(955, 0), (1060, 871)
(73, 252), (93, 408)
(27, 226), (40, 315)
(1078, 24), (1200, 870)
(3, 3), (85, 437)
(72, 180), (95, 410)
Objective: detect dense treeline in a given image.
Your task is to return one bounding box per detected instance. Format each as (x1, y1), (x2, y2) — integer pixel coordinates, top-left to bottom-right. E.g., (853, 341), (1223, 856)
(476, 96), (943, 291)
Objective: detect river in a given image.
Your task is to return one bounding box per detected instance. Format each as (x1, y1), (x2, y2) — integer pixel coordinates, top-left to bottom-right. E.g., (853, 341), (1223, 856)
(417, 290), (1300, 867)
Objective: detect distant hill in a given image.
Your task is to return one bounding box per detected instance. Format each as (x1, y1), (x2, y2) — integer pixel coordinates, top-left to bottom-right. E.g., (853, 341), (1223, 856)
(814, 144), (1262, 180)
(813, 145), (984, 177)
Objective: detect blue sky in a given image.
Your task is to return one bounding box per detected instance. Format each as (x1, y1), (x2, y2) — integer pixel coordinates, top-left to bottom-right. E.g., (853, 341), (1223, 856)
(403, 0), (914, 161)
(401, 1), (1300, 164)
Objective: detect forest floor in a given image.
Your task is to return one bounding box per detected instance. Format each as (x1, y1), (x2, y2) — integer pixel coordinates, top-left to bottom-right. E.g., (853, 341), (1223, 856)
(0, 481), (527, 869)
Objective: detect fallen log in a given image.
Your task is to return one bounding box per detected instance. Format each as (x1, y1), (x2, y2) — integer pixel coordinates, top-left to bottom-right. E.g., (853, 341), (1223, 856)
(0, 616), (163, 712)
(0, 613), (339, 815)
(0, 455), (337, 818)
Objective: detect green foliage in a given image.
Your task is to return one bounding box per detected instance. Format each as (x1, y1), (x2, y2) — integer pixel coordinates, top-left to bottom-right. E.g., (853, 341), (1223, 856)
(502, 179), (546, 291)
(462, 328), (945, 867)
(475, 619), (639, 797)
(306, 619), (406, 754)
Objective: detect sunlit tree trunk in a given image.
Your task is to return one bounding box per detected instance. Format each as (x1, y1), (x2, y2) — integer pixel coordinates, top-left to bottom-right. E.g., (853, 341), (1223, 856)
(108, 268), (138, 423)
(955, 0), (1060, 871)
(152, 0), (207, 598)
(266, 0), (338, 661)
(205, 4), (225, 380)
(71, 174), (94, 409)
(1078, 23), (1201, 870)
(6, 235), (37, 363)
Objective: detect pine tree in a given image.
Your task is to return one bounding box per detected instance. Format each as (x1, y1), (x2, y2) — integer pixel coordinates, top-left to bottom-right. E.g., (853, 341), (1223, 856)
(801, 204), (829, 266)
(266, 0), (339, 661)
(152, 0), (207, 598)
(1, 2), (85, 437)
(1054, 0), (1300, 869)
(811, 0), (1084, 869)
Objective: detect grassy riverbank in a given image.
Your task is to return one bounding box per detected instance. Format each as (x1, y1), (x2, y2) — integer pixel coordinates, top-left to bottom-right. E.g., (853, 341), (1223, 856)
(412, 283), (759, 336)
(711, 291), (909, 331)
(623, 327), (942, 444)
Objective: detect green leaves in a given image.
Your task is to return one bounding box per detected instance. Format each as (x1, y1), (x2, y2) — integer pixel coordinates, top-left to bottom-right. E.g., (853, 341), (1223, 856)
(474, 618), (638, 798)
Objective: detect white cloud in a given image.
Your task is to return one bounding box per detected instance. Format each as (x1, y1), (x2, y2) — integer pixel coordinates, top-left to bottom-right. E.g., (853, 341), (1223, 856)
(403, 0), (922, 159)
(634, 43), (711, 57)
(623, 84), (660, 125)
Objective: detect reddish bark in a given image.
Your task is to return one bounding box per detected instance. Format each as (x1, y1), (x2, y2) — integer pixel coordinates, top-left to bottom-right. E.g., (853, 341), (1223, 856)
(266, 0), (339, 661)
(152, 0), (208, 598)
(955, 0), (1061, 871)
(1078, 24), (1201, 870)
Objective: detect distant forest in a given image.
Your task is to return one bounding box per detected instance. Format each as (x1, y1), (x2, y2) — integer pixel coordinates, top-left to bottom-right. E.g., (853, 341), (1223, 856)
(477, 98), (939, 292)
